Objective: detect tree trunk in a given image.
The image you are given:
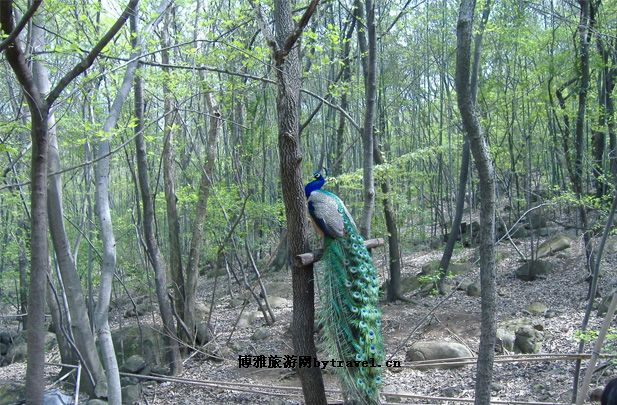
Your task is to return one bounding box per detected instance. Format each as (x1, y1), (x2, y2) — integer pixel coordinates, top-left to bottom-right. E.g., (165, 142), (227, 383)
(184, 90), (220, 343)
(132, 13), (181, 372)
(355, 0), (377, 239)
(266, 0), (328, 402)
(438, 0), (491, 294)
(455, 1), (497, 404)
(160, 17), (185, 337)
(32, 19), (105, 395)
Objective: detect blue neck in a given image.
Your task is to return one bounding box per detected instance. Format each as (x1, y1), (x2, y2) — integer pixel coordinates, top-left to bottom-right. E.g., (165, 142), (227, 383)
(304, 176), (325, 198)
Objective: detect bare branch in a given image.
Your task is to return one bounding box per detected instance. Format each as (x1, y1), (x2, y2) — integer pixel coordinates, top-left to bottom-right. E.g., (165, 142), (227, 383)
(295, 238), (384, 266)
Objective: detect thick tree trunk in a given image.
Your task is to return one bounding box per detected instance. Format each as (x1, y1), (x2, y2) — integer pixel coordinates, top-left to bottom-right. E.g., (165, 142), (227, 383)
(355, 0), (377, 239)
(455, 1), (497, 404)
(267, 0), (327, 403)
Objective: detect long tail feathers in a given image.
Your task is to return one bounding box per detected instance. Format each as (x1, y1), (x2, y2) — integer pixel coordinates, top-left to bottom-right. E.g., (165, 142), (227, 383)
(318, 212), (383, 404)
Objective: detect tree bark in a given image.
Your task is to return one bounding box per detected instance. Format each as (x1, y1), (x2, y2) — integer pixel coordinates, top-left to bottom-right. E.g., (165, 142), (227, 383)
(32, 19), (105, 396)
(184, 89), (220, 343)
(438, 0), (491, 294)
(256, 0), (327, 402)
(160, 16), (185, 337)
(354, 0), (377, 239)
(455, 1), (497, 404)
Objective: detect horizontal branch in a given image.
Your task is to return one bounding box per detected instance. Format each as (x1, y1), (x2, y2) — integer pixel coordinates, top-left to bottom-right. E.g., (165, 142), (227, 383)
(295, 237), (384, 267)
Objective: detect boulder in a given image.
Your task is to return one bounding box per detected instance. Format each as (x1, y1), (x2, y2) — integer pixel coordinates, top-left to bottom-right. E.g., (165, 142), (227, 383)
(42, 389), (72, 405)
(252, 327), (270, 341)
(87, 400), (108, 405)
(4, 331), (56, 365)
(112, 326), (163, 369)
(122, 384), (142, 405)
(196, 322), (213, 345)
(266, 296), (290, 309)
(237, 311), (264, 328)
(466, 282), (481, 297)
(527, 209), (547, 229)
(515, 260), (553, 281)
(0, 381), (25, 405)
(406, 341), (472, 369)
(496, 319), (544, 354)
(526, 302), (548, 316)
(537, 234), (572, 258)
(121, 355), (147, 374)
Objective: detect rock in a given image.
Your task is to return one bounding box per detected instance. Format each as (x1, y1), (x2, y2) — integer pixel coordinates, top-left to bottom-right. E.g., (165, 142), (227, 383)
(0, 342), (7, 356)
(515, 260), (553, 281)
(0, 331), (15, 345)
(122, 384), (142, 405)
(496, 328), (515, 353)
(597, 295), (615, 316)
(536, 227), (560, 237)
(510, 226), (530, 239)
(406, 341), (472, 369)
(0, 381), (25, 405)
(457, 280), (473, 291)
(121, 355), (147, 374)
(87, 400), (109, 405)
(492, 382), (504, 392)
(466, 282), (481, 297)
(400, 275), (421, 294)
(537, 234), (572, 258)
(421, 260), (471, 276)
(4, 331), (56, 365)
(496, 320), (545, 354)
(252, 327), (270, 341)
(124, 302), (151, 318)
(526, 302), (548, 316)
(266, 296), (290, 309)
(195, 302), (211, 320)
(112, 326), (163, 369)
(43, 389), (72, 405)
(514, 324), (544, 354)
(196, 322), (214, 345)
(238, 311), (264, 328)
(442, 387), (460, 397)
(229, 297), (246, 308)
(527, 209), (547, 229)
(590, 387), (604, 402)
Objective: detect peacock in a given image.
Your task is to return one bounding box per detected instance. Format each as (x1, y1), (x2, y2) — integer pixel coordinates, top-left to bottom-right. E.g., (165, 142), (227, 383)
(305, 172), (383, 405)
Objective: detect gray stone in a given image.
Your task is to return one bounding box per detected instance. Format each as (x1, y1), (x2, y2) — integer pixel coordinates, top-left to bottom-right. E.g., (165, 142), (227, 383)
(121, 354), (147, 374)
(406, 341), (472, 369)
(112, 326), (163, 369)
(496, 328), (515, 353)
(87, 400), (108, 405)
(5, 331), (56, 365)
(122, 384), (142, 405)
(196, 322), (213, 345)
(442, 387), (460, 397)
(537, 234), (572, 258)
(237, 311), (264, 328)
(515, 260), (553, 281)
(266, 296), (290, 309)
(0, 342), (7, 356)
(526, 302), (548, 315)
(0, 381), (25, 405)
(466, 282), (481, 297)
(43, 389), (72, 405)
(252, 327), (270, 341)
(527, 210), (547, 229)
(514, 324), (544, 354)
(597, 295), (615, 316)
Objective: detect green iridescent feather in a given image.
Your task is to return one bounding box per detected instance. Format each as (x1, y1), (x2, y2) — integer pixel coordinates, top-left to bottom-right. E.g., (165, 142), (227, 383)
(315, 191), (383, 405)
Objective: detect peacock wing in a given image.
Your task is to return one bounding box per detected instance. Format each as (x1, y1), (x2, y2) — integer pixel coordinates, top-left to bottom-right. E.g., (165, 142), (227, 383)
(307, 191), (345, 238)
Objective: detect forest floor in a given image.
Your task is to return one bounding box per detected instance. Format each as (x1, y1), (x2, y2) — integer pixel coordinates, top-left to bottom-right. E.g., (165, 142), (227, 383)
(1, 221), (617, 404)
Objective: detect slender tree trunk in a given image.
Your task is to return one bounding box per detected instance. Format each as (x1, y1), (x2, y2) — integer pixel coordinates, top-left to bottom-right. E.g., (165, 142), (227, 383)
(438, 0), (491, 294)
(160, 17), (185, 338)
(184, 89), (220, 343)
(355, 0), (377, 239)
(456, 1), (497, 404)
(32, 19), (105, 395)
(132, 15), (181, 372)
